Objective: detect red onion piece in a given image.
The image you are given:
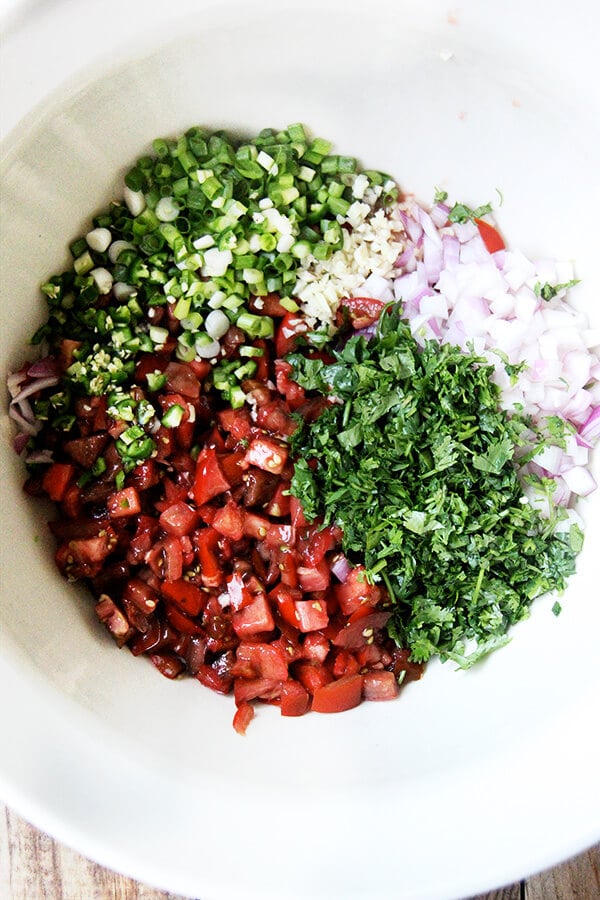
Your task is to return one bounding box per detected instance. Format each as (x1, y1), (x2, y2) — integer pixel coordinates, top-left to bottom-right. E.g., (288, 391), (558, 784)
(8, 404), (42, 435)
(579, 406), (600, 445)
(28, 356), (60, 378)
(330, 554), (352, 583)
(11, 375), (60, 405)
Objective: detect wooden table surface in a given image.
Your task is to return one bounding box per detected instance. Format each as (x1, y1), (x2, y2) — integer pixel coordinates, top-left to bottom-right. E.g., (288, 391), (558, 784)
(1, 804), (598, 900)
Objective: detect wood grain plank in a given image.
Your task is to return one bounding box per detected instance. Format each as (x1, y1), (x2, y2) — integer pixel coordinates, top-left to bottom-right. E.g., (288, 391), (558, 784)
(2, 802), (599, 900)
(525, 843), (600, 900)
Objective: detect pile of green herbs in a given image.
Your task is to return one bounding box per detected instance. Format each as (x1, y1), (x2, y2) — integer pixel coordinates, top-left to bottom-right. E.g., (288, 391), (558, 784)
(289, 305), (582, 667)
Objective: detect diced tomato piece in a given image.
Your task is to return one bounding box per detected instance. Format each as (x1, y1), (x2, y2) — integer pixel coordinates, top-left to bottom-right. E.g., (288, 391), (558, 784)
(150, 653), (185, 679)
(128, 459), (160, 492)
(164, 361), (201, 399)
(290, 495), (308, 527)
(274, 359), (306, 410)
(332, 649), (361, 678)
(297, 561), (330, 593)
(233, 677), (280, 705)
(232, 592), (275, 637)
(311, 673), (364, 714)
(264, 523), (296, 548)
(264, 482), (292, 518)
(244, 436), (288, 475)
(60, 483), (82, 519)
(195, 527), (223, 588)
(389, 647), (426, 684)
(293, 661), (333, 696)
(226, 572), (255, 612)
(475, 218), (506, 254)
(256, 399), (297, 436)
(95, 594), (133, 646)
(219, 451), (246, 487)
(42, 462), (75, 502)
(217, 407), (253, 442)
(299, 524), (342, 565)
(134, 353), (168, 384)
(294, 597), (329, 632)
(165, 605), (205, 635)
(363, 670), (400, 701)
(339, 296), (385, 329)
(123, 577), (159, 614)
(242, 511), (271, 540)
(332, 611), (391, 649)
(232, 701), (255, 735)
(186, 359), (212, 381)
(280, 679), (310, 717)
(269, 584), (302, 628)
(302, 631), (330, 663)
(249, 292), (291, 318)
(196, 663), (233, 694)
(212, 500), (245, 541)
(275, 312), (309, 357)
(236, 641), (289, 682)
(161, 535), (184, 582)
(161, 578), (205, 616)
(193, 445), (231, 506)
(64, 434), (108, 467)
(334, 565), (381, 616)
(159, 501), (197, 536)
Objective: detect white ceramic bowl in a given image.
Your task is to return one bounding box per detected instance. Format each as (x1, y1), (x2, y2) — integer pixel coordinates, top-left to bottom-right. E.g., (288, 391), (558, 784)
(1, 2), (599, 898)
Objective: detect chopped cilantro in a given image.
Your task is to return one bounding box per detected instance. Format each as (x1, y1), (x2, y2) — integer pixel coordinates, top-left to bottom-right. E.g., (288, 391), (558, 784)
(448, 200), (493, 224)
(534, 279), (580, 301)
(289, 305), (579, 666)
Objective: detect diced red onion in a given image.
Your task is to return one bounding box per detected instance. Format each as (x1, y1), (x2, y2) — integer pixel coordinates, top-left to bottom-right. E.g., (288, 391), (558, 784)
(11, 375), (60, 405)
(579, 406), (600, 445)
(330, 554), (352, 583)
(8, 404), (42, 435)
(28, 356), (60, 378)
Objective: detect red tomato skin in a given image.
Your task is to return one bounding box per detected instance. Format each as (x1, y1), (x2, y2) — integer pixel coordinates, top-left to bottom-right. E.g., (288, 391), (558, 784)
(161, 579), (205, 617)
(475, 218), (506, 254)
(275, 312), (309, 357)
(340, 296), (385, 329)
(294, 598), (329, 633)
(42, 462), (75, 502)
(363, 670), (400, 702)
(107, 487), (141, 518)
(233, 701), (255, 735)
(159, 501), (198, 536)
(232, 593), (275, 638)
(193, 445), (231, 506)
(280, 679), (310, 717)
(311, 673), (364, 714)
(244, 436), (288, 475)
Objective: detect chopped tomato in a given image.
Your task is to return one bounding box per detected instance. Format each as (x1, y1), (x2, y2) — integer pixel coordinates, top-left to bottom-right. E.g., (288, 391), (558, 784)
(294, 597), (329, 632)
(232, 592), (275, 637)
(244, 436), (288, 475)
(159, 501), (198, 536)
(42, 462), (75, 502)
(363, 670), (400, 701)
(311, 673), (364, 713)
(332, 611), (391, 650)
(297, 561), (330, 593)
(475, 218), (505, 254)
(339, 296), (385, 329)
(280, 679), (310, 717)
(334, 566), (381, 616)
(161, 578), (205, 617)
(195, 527), (222, 588)
(193, 445), (231, 506)
(275, 312), (309, 357)
(212, 500), (245, 542)
(232, 701), (255, 735)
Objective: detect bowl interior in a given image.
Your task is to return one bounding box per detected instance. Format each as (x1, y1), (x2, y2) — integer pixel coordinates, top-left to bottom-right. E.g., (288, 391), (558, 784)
(1, 2), (599, 898)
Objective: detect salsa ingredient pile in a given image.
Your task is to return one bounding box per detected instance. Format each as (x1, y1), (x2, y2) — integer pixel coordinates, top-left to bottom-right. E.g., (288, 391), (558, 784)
(8, 124), (600, 732)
